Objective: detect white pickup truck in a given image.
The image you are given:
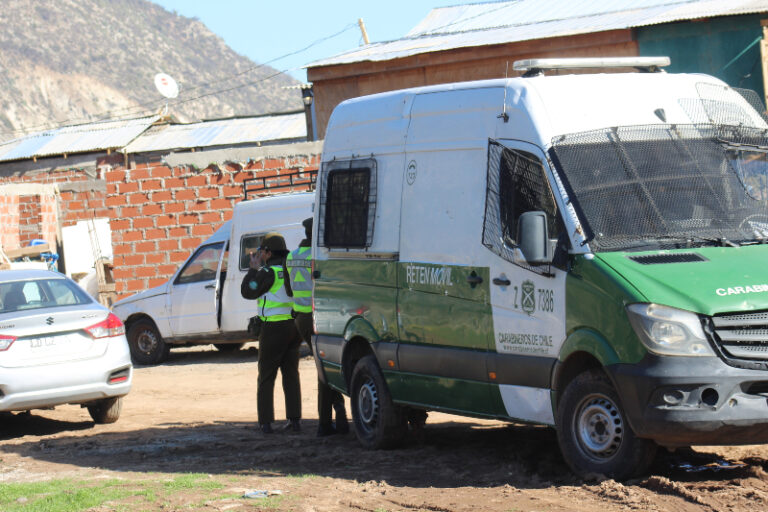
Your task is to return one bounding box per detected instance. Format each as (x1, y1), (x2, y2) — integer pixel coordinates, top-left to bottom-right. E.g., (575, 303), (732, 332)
(112, 192), (313, 364)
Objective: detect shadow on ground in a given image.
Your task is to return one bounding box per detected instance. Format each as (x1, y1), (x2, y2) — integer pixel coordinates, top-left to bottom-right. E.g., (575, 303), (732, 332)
(134, 342), (312, 368)
(1, 411), (759, 488)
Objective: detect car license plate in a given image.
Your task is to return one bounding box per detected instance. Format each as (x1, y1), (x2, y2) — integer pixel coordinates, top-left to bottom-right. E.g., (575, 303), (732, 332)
(28, 335), (68, 350)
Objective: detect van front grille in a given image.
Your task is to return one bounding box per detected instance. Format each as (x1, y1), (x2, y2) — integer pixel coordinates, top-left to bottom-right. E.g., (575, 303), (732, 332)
(712, 311), (768, 361)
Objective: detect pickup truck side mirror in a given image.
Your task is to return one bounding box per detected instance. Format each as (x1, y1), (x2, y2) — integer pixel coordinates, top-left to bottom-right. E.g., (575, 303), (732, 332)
(517, 211), (553, 265)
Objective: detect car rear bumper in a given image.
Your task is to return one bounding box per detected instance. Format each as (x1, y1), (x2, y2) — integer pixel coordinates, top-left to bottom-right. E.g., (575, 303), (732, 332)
(0, 338), (133, 412)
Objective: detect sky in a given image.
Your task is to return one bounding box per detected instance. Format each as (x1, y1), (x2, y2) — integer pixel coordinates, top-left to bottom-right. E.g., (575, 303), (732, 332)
(151, 0), (463, 83)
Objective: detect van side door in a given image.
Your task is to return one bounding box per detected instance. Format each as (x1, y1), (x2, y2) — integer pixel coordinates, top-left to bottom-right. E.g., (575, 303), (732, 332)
(478, 140), (568, 425)
(168, 241), (226, 336)
(395, 87), (507, 416)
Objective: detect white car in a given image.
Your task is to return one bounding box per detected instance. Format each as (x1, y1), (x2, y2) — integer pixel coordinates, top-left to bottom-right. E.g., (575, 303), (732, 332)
(113, 192), (312, 365)
(0, 269), (132, 423)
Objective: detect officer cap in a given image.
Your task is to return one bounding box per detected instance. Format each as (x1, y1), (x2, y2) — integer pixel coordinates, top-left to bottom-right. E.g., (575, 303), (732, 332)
(260, 232), (287, 252)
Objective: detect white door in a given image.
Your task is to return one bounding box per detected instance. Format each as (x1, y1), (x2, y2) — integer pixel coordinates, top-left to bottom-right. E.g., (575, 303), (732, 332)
(479, 140), (569, 425)
(168, 242), (226, 336)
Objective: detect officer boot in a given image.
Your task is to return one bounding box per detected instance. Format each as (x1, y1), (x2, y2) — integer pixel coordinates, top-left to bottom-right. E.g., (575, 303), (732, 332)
(334, 401), (349, 434)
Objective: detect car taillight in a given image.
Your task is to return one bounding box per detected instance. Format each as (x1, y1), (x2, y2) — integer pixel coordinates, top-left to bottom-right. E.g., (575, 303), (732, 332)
(0, 334), (16, 351)
(84, 313), (125, 339)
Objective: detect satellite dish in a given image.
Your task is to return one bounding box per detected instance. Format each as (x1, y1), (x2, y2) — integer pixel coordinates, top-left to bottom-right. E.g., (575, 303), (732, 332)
(154, 73), (179, 99)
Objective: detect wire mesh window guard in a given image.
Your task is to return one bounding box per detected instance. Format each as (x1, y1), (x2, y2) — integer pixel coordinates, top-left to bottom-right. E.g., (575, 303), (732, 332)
(483, 140), (562, 272)
(550, 124), (768, 252)
(318, 159), (377, 249)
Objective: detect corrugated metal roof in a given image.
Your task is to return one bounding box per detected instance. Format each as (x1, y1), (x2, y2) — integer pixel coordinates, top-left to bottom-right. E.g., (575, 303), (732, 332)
(123, 112), (307, 153)
(0, 116), (159, 163)
(309, 0), (768, 67)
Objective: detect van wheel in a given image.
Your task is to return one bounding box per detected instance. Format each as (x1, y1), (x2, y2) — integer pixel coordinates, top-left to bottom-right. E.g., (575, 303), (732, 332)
(127, 320), (169, 365)
(556, 369), (657, 480)
(214, 343), (244, 352)
(87, 397), (123, 424)
(350, 355), (407, 449)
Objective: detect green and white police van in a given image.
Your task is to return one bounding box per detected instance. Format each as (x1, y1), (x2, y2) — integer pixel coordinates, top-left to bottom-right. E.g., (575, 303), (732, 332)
(310, 57), (768, 479)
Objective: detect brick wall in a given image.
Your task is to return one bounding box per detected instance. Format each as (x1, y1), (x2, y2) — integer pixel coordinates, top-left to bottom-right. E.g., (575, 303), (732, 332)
(0, 194), (20, 251)
(108, 150), (320, 299)
(0, 154), (118, 256)
(17, 195), (40, 246)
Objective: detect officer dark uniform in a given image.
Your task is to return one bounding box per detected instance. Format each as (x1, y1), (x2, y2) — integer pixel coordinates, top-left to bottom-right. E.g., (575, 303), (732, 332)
(241, 232), (302, 434)
(286, 218), (348, 437)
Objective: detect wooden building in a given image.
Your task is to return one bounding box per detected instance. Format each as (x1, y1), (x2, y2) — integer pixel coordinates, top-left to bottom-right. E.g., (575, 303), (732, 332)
(307, 0), (768, 139)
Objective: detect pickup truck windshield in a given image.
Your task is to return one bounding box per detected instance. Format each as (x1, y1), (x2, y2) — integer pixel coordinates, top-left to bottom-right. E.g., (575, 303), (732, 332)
(551, 124), (768, 252)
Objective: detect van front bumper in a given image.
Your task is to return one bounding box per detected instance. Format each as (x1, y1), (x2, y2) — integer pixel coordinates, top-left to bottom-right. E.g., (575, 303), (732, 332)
(609, 354), (768, 446)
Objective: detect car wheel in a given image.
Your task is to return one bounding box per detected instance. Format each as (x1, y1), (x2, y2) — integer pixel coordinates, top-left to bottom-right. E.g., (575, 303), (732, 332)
(350, 354), (407, 449)
(214, 343), (244, 352)
(127, 320), (169, 365)
(556, 369), (657, 480)
(87, 397), (123, 424)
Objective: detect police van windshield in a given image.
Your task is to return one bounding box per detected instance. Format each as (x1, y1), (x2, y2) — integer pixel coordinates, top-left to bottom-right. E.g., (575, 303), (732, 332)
(550, 124), (768, 252)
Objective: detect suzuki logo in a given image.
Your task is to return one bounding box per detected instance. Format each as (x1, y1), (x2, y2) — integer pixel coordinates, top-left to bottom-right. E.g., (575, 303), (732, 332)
(45, 317), (54, 325)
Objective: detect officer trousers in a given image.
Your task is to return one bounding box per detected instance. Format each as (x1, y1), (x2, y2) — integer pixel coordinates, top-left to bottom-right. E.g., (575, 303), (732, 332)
(257, 318), (302, 424)
(294, 312), (345, 428)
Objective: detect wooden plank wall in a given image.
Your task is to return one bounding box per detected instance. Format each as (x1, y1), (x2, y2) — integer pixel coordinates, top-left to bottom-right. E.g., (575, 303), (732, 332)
(308, 29), (639, 139)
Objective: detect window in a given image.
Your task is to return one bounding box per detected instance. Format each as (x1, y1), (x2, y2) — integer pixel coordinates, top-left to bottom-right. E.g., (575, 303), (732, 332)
(239, 234), (264, 270)
(483, 141), (563, 266)
(319, 159), (377, 249)
(498, 147), (561, 246)
(0, 278), (92, 314)
(729, 148), (768, 201)
(174, 243), (224, 285)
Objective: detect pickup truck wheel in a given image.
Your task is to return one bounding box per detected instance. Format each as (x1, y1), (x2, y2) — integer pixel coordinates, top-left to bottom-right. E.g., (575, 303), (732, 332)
(556, 369), (657, 480)
(87, 397), (122, 424)
(214, 343), (244, 352)
(350, 355), (407, 449)
(127, 320), (169, 365)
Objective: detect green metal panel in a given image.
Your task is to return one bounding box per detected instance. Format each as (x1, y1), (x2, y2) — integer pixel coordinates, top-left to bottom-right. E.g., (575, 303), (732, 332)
(397, 263), (493, 349)
(597, 246), (768, 317)
(313, 259), (399, 341)
(637, 14), (765, 98)
(322, 361), (346, 393)
(565, 255), (648, 365)
(386, 371), (504, 417)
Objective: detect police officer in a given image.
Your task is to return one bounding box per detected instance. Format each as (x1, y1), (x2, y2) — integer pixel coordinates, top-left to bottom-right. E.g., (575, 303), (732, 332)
(241, 232), (302, 434)
(286, 218), (348, 437)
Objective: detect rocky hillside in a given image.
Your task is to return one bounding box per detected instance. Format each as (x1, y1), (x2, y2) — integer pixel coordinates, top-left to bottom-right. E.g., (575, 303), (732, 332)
(0, 0), (301, 141)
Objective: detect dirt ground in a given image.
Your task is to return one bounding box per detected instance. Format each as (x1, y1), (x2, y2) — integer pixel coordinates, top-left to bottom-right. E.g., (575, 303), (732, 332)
(3, 344), (768, 511)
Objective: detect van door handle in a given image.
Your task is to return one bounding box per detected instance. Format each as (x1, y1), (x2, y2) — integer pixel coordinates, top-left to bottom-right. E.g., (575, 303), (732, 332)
(205, 283), (216, 290)
(493, 277), (511, 286)
(466, 273), (483, 288)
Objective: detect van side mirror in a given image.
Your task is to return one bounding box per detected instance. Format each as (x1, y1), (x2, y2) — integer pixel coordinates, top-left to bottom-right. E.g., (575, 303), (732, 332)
(517, 211), (553, 265)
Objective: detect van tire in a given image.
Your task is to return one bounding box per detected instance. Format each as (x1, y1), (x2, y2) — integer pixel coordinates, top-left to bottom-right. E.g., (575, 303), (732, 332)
(87, 397), (122, 424)
(350, 355), (407, 449)
(556, 369), (657, 480)
(127, 320), (169, 365)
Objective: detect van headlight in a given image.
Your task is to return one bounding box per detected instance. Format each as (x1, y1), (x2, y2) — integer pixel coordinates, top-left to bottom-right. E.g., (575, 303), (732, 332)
(626, 303), (714, 357)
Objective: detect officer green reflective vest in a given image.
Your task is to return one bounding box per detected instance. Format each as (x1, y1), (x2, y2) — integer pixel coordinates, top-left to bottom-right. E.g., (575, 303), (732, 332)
(286, 246), (312, 314)
(258, 265), (293, 322)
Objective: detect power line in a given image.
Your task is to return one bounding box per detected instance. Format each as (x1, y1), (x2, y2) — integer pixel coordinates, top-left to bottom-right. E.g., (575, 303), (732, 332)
(0, 22), (358, 138)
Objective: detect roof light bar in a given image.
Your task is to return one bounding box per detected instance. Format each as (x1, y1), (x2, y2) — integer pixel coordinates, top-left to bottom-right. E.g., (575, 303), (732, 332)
(513, 57), (671, 76)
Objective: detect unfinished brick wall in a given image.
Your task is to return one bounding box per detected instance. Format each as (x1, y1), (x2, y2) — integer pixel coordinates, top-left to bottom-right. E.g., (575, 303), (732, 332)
(107, 152), (320, 299)
(0, 194), (20, 251)
(17, 195), (41, 246)
(0, 154), (118, 255)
